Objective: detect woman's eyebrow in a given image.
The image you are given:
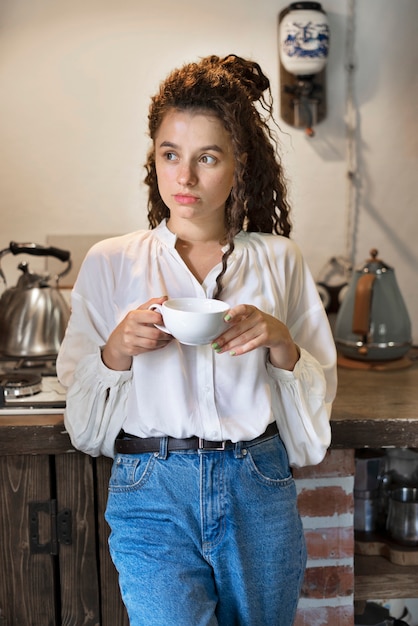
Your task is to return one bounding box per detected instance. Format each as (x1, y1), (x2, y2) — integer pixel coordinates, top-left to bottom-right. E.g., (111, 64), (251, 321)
(159, 140), (224, 153)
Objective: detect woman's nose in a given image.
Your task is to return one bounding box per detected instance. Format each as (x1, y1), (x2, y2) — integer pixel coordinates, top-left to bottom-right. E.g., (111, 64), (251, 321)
(177, 162), (197, 186)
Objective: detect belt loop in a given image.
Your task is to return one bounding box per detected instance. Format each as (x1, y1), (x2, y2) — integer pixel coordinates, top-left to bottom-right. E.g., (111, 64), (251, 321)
(158, 436), (169, 460)
(234, 441), (244, 459)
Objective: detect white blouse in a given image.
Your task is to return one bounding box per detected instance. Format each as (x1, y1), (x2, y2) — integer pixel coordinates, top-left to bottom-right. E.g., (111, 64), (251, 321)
(57, 219), (337, 466)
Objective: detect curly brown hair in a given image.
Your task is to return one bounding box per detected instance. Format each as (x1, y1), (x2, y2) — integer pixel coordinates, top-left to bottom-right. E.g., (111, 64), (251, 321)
(144, 54), (292, 298)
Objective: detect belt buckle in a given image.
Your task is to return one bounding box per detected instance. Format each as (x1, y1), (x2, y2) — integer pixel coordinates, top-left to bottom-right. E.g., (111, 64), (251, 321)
(198, 437), (226, 451)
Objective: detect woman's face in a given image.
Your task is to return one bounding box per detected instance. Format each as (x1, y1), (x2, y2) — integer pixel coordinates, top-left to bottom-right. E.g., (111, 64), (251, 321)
(154, 109), (235, 229)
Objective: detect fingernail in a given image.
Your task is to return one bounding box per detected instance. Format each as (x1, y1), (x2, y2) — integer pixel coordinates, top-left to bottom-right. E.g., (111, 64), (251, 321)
(224, 314), (232, 322)
(229, 350), (236, 356)
(212, 342), (221, 352)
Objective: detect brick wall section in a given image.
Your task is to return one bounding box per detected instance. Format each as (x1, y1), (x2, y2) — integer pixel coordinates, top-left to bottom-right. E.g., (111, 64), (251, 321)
(293, 449), (356, 626)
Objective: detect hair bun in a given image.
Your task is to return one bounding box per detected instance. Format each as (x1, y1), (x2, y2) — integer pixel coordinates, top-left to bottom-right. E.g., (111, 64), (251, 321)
(220, 54), (270, 101)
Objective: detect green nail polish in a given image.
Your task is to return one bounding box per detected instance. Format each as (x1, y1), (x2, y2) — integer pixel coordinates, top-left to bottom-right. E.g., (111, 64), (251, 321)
(229, 350), (236, 356)
(212, 342), (220, 350)
(224, 314), (232, 322)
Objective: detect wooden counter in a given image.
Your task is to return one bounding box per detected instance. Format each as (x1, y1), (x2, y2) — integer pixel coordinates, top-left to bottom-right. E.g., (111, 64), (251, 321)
(0, 351), (417, 454)
(331, 354), (418, 449)
(0, 412), (72, 455)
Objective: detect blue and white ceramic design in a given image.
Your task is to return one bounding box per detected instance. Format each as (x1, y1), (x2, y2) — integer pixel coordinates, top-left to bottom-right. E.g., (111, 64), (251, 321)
(280, 7), (329, 76)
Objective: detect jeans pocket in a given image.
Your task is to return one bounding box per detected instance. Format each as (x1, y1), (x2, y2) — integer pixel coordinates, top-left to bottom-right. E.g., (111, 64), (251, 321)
(245, 436), (293, 486)
(109, 453), (157, 492)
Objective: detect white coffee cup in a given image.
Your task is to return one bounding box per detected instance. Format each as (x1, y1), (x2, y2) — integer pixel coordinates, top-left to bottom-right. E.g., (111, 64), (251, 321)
(149, 297), (230, 346)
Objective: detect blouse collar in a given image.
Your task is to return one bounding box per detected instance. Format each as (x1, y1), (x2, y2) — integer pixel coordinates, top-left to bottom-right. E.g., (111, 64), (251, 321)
(153, 218), (238, 255)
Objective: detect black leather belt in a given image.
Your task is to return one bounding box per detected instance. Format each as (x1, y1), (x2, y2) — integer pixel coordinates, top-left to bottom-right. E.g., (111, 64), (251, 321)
(115, 422), (278, 454)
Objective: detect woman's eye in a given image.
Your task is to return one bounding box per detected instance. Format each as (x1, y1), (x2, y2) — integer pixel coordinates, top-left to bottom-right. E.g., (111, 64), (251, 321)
(165, 151), (178, 161)
(200, 154), (216, 165)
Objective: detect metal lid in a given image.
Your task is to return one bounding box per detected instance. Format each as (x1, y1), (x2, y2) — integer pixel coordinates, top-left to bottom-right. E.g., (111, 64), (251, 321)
(288, 2), (325, 11)
(359, 248), (392, 274)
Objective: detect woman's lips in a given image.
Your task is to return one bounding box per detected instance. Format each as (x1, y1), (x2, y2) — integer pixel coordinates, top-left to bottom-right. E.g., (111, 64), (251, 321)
(174, 194), (199, 205)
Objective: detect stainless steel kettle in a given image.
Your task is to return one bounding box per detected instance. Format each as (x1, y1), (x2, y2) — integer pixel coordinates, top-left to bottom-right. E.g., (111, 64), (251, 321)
(0, 242), (72, 358)
(334, 248), (412, 361)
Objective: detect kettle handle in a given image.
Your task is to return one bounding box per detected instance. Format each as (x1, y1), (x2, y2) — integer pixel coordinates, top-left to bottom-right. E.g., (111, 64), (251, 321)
(9, 241), (70, 262)
(352, 273), (376, 335)
(0, 241), (72, 283)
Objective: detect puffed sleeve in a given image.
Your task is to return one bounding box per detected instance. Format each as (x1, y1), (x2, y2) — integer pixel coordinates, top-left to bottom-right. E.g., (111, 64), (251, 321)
(62, 349), (132, 457)
(57, 244), (132, 458)
(267, 348), (335, 467)
(267, 239), (337, 467)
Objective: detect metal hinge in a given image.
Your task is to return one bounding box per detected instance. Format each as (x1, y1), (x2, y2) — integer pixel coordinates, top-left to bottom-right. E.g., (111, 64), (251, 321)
(29, 500), (72, 555)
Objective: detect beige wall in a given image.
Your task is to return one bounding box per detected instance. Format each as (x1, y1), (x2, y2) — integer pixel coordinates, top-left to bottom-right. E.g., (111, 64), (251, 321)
(0, 0), (417, 342)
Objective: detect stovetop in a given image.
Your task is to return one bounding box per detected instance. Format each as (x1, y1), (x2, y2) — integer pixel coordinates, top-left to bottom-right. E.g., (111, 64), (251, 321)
(0, 356), (66, 414)
(0, 356), (58, 376)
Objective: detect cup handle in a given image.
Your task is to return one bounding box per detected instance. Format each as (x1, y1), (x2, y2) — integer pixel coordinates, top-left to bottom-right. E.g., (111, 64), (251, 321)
(148, 303), (171, 335)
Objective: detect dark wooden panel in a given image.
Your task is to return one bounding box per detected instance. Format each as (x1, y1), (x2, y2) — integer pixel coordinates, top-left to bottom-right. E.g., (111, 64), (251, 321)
(55, 453), (101, 626)
(331, 419), (418, 449)
(0, 423), (73, 456)
(95, 456), (129, 626)
(0, 454), (57, 624)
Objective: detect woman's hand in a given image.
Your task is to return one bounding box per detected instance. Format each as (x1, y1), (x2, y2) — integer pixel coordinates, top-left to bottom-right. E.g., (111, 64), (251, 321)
(212, 304), (300, 371)
(101, 296), (173, 371)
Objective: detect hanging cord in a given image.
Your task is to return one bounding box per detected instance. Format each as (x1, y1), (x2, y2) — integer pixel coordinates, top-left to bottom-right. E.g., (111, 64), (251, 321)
(344, 0), (359, 276)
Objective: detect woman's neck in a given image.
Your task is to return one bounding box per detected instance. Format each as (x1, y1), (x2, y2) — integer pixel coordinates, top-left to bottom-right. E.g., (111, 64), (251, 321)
(167, 217), (226, 246)
(167, 219), (225, 283)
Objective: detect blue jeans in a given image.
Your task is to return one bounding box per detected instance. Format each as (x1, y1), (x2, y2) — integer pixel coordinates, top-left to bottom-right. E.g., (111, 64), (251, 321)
(105, 432), (307, 626)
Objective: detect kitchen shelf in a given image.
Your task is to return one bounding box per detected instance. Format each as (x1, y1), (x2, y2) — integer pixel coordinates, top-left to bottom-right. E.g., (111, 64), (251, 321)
(355, 554), (418, 600)
(332, 357), (418, 606)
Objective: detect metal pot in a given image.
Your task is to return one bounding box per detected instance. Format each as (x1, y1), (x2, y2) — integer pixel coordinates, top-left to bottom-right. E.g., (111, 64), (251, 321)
(0, 242), (72, 357)
(354, 451), (387, 532)
(386, 487), (418, 546)
(385, 448), (418, 486)
(335, 248), (412, 361)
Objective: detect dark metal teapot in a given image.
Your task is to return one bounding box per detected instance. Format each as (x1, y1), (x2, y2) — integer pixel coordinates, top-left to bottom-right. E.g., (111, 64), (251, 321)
(0, 242), (72, 357)
(335, 248), (412, 361)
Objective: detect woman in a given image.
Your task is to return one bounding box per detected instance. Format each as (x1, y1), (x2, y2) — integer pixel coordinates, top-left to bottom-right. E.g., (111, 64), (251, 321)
(57, 54), (337, 626)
